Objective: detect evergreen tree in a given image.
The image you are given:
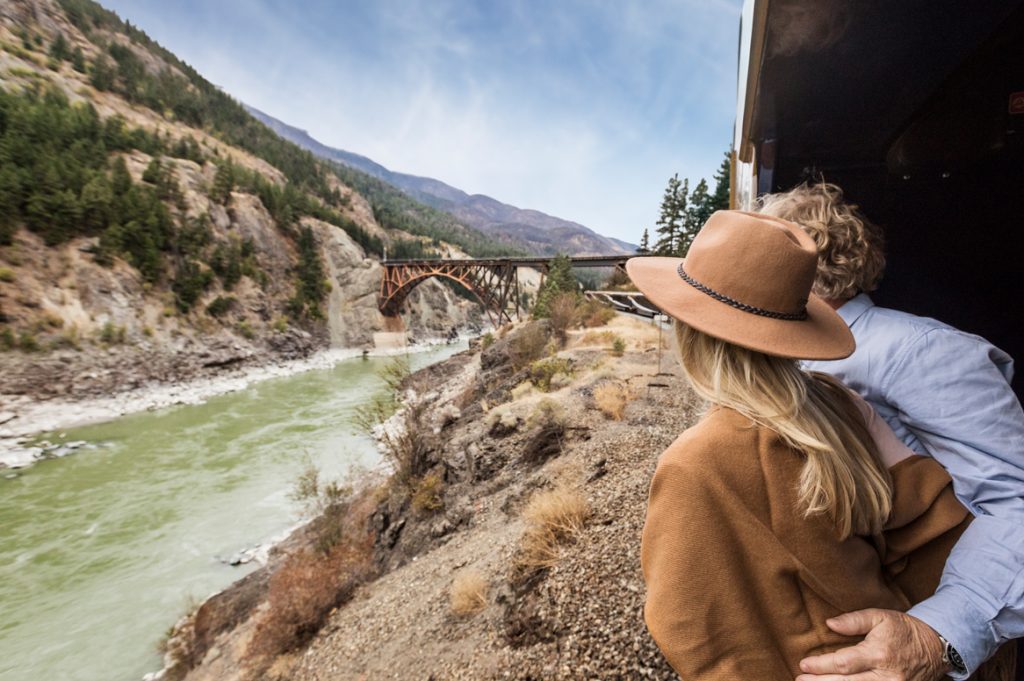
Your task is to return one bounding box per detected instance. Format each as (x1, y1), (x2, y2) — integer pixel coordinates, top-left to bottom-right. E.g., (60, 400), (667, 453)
(711, 152), (731, 211)
(683, 178), (714, 254)
(90, 56), (115, 91)
(49, 33), (70, 61)
(211, 161), (234, 204)
(80, 172), (113, 232)
(110, 156), (132, 196)
(653, 174), (688, 256)
(0, 167), (23, 245)
(289, 226), (327, 318)
(638, 228), (650, 254)
(532, 254), (579, 319)
(142, 157), (162, 184)
(71, 47), (87, 73)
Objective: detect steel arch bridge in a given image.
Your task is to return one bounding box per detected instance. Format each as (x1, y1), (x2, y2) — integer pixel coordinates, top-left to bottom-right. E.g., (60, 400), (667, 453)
(378, 255), (632, 326)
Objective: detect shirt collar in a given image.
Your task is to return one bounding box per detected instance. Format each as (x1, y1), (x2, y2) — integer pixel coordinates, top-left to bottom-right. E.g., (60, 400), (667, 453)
(836, 293), (874, 327)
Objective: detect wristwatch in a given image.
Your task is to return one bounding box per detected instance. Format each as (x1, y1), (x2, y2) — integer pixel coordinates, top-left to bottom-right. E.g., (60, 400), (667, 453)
(938, 635), (968, 676)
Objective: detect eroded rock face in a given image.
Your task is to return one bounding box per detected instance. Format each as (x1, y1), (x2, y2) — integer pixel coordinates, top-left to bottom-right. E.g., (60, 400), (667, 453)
(308, 219), (482, 349)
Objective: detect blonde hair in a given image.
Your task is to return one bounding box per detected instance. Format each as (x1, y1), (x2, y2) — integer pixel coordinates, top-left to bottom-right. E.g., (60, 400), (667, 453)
(673, 320), (892, 538)
(757, 183), (886, 301)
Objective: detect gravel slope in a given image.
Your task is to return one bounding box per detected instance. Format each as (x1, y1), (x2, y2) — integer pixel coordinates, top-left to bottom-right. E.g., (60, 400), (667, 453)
(292, 317), (703, 680)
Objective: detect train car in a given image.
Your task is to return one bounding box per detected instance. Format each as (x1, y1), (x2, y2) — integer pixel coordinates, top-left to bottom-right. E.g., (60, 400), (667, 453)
(732, 0), (1024, 397)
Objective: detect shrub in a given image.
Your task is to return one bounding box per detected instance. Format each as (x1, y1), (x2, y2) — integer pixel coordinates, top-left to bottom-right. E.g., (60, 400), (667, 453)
(487, 404), (520, 437)
(521, 400), (565, 466)
(509, 381), (534, 401)
(99, 321), (126, 344)
(272, 316), (288, 333)
(205, 295), (235, 317)
(411, 472), (444, 514)
(480, 332), (494, 349)
(528, 357), (573, 392)
(527, 398), (566, 429)
(578, 297), (616, 327)
(0, 327), (15, 350)
(611, 336), (626, 357)
(249, 535), (374, 658)
(53, 325), (80, 349)
(548, 292), (579, 345)
(450, 569), (488, 617)
(0, 267), (14, 282)
(237, 320), (255, 339)
(508, 322), (550, 369)
(594, 382), (637, 421)
(18, 331), (39, 352)
(516, 485), (589, 572)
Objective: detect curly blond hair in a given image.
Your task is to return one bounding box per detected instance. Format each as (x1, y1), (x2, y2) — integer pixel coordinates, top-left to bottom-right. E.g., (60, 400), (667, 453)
(757, 183), (885, 301)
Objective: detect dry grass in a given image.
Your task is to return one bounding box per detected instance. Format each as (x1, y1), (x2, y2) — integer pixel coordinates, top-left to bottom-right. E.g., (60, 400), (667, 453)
(411, 471), (445, 514)
(593, 381), (637, 421)
(515, 485), (590, 572)
(576, 329), (617, 347)
(249, 533), (375, 659)
(449, 569), (489, 617)
(510, 380), (535, 401)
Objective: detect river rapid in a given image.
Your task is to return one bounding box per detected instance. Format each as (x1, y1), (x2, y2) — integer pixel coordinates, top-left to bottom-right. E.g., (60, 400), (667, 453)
(0, 341), (466, 681)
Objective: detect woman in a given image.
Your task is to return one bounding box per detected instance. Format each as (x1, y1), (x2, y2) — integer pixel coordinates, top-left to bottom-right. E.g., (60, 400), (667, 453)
(625, 211), (999, 680)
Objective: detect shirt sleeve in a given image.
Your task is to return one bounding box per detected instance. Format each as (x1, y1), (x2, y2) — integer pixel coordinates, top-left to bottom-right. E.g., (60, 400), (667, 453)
(882, 328), (1024, 676)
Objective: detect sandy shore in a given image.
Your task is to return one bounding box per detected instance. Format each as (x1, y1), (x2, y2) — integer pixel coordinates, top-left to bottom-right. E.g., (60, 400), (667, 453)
(0, 335), (476, 470)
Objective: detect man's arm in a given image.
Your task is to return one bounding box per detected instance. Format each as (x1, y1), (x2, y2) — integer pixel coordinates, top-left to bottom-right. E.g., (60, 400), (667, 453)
(884, 328), (1024, 677)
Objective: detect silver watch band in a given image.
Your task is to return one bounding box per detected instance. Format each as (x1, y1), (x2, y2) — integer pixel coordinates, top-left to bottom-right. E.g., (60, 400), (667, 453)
(938, 635), (968, 675)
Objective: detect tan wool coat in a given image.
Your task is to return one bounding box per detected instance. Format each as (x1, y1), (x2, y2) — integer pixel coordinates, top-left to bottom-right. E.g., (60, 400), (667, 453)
(640, 406), (975, 680)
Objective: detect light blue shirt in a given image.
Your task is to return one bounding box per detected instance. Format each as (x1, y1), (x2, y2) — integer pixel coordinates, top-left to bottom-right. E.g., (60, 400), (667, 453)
(805, 293), (1024, 678)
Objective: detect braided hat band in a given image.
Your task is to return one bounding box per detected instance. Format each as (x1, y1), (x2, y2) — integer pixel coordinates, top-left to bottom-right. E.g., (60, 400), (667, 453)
(676, 262), (808, 321)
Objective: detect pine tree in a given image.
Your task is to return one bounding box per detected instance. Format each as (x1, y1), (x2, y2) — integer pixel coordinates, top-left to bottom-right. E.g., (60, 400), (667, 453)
(90, 56), (115, 91)
(711, 152), (731, 211)
(211, 161), (234, 205)
(532, 254), (578, 319)
(683, 179), (714, 255)
(111, 156), (132, 197)
(80, 173), (113, 232)
(653, 174), (688, 256)
(71, 47), (86, 73)
(0, 167), (23, 245)
(49, 33), (70, 62)
(638, 228), (650, 254)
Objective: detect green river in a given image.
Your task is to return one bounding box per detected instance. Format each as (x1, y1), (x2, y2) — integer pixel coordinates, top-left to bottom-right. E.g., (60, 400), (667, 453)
(0, 342), (465, 681)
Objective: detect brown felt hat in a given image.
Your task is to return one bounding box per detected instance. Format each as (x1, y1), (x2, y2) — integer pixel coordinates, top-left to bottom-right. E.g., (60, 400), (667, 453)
(626, 210), (854, 360)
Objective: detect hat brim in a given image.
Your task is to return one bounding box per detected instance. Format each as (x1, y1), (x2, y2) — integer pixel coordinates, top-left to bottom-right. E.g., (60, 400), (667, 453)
(625, 256), (854, 361)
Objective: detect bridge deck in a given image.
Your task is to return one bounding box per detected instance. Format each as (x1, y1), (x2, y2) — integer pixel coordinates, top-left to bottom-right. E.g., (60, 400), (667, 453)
(381, 254), (642, 268)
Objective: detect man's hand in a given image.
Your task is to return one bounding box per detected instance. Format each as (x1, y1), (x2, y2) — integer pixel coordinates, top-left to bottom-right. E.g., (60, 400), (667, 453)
(795, 608), (949, 681)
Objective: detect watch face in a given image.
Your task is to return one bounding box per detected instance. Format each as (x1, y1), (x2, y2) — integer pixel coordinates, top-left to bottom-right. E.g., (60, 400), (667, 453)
(947, 644), (967, 673)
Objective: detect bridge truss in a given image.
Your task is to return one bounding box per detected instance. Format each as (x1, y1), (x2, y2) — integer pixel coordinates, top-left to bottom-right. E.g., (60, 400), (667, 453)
(378, 255), (631, 326)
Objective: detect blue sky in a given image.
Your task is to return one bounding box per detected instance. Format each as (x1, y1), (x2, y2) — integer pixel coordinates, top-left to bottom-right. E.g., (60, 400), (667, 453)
(101, 0), (743, 245)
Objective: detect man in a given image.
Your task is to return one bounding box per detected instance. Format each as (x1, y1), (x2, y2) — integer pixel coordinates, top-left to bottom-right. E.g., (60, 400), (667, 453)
(759, 183), (1024, 681)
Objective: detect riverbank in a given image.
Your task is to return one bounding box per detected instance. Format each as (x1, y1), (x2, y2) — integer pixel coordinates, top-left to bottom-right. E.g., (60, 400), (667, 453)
(161, 313), (698, 680)
(0, 330), (484, 470)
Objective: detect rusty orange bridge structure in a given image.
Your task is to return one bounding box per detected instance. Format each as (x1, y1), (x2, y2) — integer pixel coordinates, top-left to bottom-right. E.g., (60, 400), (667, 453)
(379, 255), (634, 325)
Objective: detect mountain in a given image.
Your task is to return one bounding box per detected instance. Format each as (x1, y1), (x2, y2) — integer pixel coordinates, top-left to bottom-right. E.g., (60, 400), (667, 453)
(0, 0), (493, 401)
(246, 106), (637, 257)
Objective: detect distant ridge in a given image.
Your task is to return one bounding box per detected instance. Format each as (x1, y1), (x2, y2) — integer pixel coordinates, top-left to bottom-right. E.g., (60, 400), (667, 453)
(246, 105), (637, 257)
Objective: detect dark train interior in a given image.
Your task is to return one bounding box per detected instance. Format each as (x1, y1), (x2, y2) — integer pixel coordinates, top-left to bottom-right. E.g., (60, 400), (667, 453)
(746, 0), (1024, 395)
